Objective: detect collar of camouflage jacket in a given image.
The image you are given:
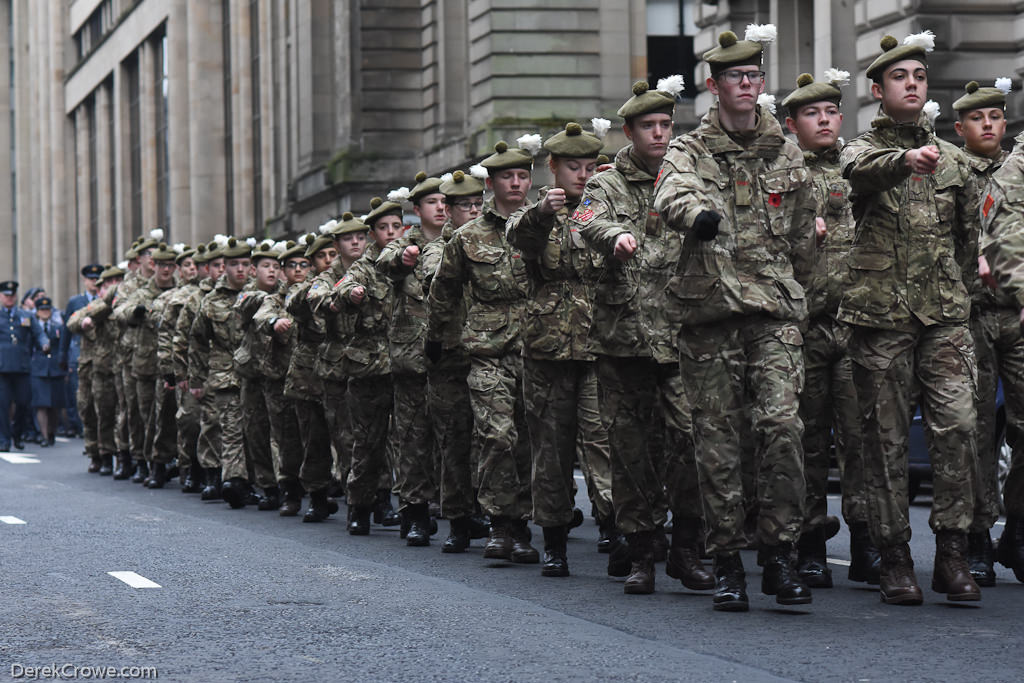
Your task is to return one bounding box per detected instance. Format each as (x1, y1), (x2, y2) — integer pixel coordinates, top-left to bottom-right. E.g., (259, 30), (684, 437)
(869, 106), (934, 148)
(617, 145), (658, 182)
(700, 105), (788, 158)
(803, 143), (841, 166)
(963, 146), (1007, 175)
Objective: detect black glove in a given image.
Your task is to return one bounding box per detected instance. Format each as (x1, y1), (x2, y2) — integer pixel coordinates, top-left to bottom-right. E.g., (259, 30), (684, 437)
(692, 210), (721, 241)
(132, 304), (147, 320)
(164, 374), (176, 387)
(425, 339), (443, 365)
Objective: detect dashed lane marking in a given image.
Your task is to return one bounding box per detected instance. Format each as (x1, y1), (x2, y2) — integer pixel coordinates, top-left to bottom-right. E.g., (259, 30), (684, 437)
(107, 571), (161, 589)
(0, 516), (26, 524)
(0, 453), (40, 464)
(827, 558), (851, 567)
(995, 520), (1006, 526)
(55, 437), (70, 443)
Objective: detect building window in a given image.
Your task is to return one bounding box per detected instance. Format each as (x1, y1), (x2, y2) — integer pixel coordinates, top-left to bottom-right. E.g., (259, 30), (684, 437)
(647, 0), (697, 98)
(222, 0), (235, 233)
(250, 0), (262, 233)
(87, 97), (98, 263)
(155, 30), (170, 232)
(127, 52), (142, 237)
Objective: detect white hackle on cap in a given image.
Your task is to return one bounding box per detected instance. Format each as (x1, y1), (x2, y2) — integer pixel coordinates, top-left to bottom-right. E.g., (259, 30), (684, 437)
(516, 133), (543, 157)
(149, 228), (164, 241)
(387, 187), (410, 203)
(757, 93), (777, 115)
(440, 172), (454, 184)
(823, 68), (851, 86)
(469, 164), (488, 180)
(903, 30), (936, 52)
(744, 24), (777, 44)
(117, 260), (128, 270)
(590, 118), (611, 139)
(656, 74), (686, 98)
(245, 237), (258, 248)
(923, 100), (941, 125)
(272, 240), (288, 253)
(213, 234), (230, 247)
(996, 77), (1013, 95)
(359, 215), (369, 222)
(172, 242), (185, 255)
(318, 219), (338, 235)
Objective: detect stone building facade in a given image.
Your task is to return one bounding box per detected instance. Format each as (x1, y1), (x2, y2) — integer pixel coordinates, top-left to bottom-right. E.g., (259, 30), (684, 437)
(1, 0), (1022, 302)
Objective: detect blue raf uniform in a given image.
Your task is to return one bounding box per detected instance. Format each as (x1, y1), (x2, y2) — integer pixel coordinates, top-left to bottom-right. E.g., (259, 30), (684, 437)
(31, 302), (67, 410)
(0, 280), (47, 450)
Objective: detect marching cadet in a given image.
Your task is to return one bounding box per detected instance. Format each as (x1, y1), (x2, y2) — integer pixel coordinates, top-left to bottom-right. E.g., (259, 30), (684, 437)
(253, 240), (311, 516)
(30, 297), (65, 447)
(952, 79), (1013, 586)
(377, 174), (447, 546)
(234, 240), (285, 510)
(112, 242), (140, 479)
(654, 25), (817, 611)
(189, 237), (253, 508)
(780, 71), (877, 588)
(63, 264), (103, 441)
(0, 281), (47, 453)
(577, 77), (714, 594)
(506, 121), (612, 577)
(284, 233), (340, 522)
(427, 138), (539, 564)
(335, 198), (403, 537)
(839, 32), (982, 604)
(67, 265), (125, 473)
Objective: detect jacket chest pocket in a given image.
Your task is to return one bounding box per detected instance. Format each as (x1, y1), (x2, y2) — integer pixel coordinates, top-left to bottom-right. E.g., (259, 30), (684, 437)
(931, 169), (961, 228)
(465, 241), (514, 301)
(760, 168), (804, 236)
(825, 181), (848, 216)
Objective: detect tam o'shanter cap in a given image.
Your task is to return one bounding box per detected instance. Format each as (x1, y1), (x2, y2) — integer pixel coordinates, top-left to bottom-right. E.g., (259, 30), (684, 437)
(408, 172), (444, 202)
(303, 231), (335, 258)
(333, 211), (370, 236)
(190, 243), (209, 264)
(781, 69), (848, 113)
(220, 237), (253, 259)
(617, 75), (684, 120)
(543, 122), (605, 159)
(953, 78), (1012, 112)
(98, 265), (125, 283)
(251, 239), (281, 261)
(151, 242), (179, 262)
(440, 170), (485, 198)
(866, 31), (934, 82)
(175, 244), (197, 264)
(81, 264), (103, 279)
(0, 280), (17, 295)
(278, 240), (305, 262)
(364, 196), (404, 228)
(479, 140), (535, 173)
(135, 228), (165, 253)
(703, 24), (775, 76)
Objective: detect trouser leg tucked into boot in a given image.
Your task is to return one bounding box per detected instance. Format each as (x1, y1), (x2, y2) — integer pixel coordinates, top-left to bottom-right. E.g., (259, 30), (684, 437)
(442, 517), (471, 554)
(623, 531), (655, 594)
(847, 521), (881, 584)
(879, 543), (923, 605)
(967, 531), (996, 587)
(483, 516), (512, 560)
(762, 542), (812, 605)
(933, 530), (981, 601)
(405, 502), (432, 547)
(541, 526), (569, 577)
(712, 552), (748, 612)
(510, 520), (540, 564)
(796, 527), (833, 588)
(666, 517), (714, 590)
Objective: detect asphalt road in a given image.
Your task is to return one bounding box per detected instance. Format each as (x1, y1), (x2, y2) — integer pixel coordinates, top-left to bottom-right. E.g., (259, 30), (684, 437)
(2, 439), (1022, 683)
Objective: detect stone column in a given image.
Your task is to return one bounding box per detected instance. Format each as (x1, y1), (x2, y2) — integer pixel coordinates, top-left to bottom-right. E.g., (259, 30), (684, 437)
(232, 0), (254, 236)
(94, 84), (114, 264)
(139, 37), (158, 232)
(113, 61), (130, 254)
(167, 0), (191, 244)
(0, 0), (13, 277)
(74, 107), (92, 271)
(48, 0), (71, 300)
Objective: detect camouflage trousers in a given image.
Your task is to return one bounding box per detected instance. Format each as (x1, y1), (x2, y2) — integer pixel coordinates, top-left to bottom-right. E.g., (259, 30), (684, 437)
(150, 379), (177, 465)
(91, 368), (118, 456)
(467, 354), (532, 520)
(241, 377), (276, 489)
(799, 316), (867, 529)
(346, 375), (394, 508)
(264, 378), (303, 488)
(849, 323), (976, 547)
(523, 358), (612, 527)
(429, 359), (475, 520)
(323, 378), (353, 489)
(971, 306), (1024, 523)
(214, 388), (247, 481)
(175, 385), (200, 476)
(295, 396), (332, 495)
(596, 355), (696, 535)
(123, 364), (143, 461)
(678, 317), (806, 553)
(196, 390), (222, 469)
(77, 362), (99, 457)
(392, 373), (436, 510)
(136, 376), (157, 462)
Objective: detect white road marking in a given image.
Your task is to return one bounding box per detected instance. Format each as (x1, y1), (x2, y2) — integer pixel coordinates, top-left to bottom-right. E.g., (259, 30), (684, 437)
(107, 571), (161, 589)
(0, 515), (26, 524)
(574, 474), (585, 481)
(55, 436), (70, 443)
(827, 558), (851, 567)
(995, 520), (1006, 527)
(0, 453), (40, 464)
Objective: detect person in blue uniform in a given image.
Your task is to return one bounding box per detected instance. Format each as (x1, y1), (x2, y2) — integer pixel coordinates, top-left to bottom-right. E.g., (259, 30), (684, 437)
(31, 297), (65, 446)
(0, 280), (47, 451)
(63, 264), (102, 438)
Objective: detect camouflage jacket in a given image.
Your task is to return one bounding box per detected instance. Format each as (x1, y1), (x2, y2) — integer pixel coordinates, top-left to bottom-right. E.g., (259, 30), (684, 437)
(233, 282), (281, 379)
(172, 279), (212, 383)
(427, 205), (528, 357)
(156, 278), (199, 380)
(188, 276), (246, 392)
(982, 132), (1024, 309)
(67, 294), (117, 373)
(654, 104), (817, 327)
(252, 282), (299, 382)
(963, 148), (1011, 310)
(804, 144), (856, 319)
(420, 219), (470, 369)
(284, 278), (325, 398)
(308, 258), (352, 383)
(378, 225), (437, 375)
(113, 270), (142, 357)
(334, 242), (393, 378)
(121, 277), (175, 378)
(576, 145), (680, 364)
(838, 108), (980, 332)
(508, 188), (599, 361)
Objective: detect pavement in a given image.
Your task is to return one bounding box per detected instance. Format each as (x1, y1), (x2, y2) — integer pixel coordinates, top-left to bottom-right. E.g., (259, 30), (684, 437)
(2, 438), (1023, 683)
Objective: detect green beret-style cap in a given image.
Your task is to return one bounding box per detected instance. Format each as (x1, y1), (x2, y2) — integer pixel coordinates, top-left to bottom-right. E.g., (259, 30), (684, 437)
(277, 240), (305, 263)
(440, 170), (485, 198)
(542, 122), (604, 159)
(251, 240), (280, 262)
(953, 79), (1011, 112)
(617, 80), (676, 120)
(703, 31), (763, 76)
(479, 140), (534, 173)
(781, 72), (845, 113)
(98, 264), (125, 283)
(333, 211), (370, 236)
(220, 237), (252, 259)
(151, 242), (178, 262)
(175, 246), (197, 264)
(866, 32), (932, 82)
(191, 243), (209, 264)
(409, 171), (444, 202)
(364, 196), (404, 228)
(302, 232), (334, 258)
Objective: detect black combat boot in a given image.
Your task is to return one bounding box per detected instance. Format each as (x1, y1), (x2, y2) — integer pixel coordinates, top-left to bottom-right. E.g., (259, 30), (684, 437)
(347, 504), (372, 535)
(257, 486), (281, 511)
(278, 480), (303, 517)
(405, 503), (432, 547)
(510, 521), (540, 563)
(442, 517), (471, 554)
(712, 552), (749, 612)
(131, 459), (150, 484)
(112, 451), (133, 480)
(541, 526), (569, 577)
(199, 467), (222, 501)
(596, 512), (616, 553)
(796, 527), (833, 588)
(848, 521), (881, 584)
(146, 462), (168, 489)
(997, 515), (1024, 582)
(88, 454), (102, 474)
(666, 517), (715, 590)
(623, 531), (655, 594)
(967, 530), (996, 587)
(932, 530), (981, 601)
(180, 459), (203, 493)
(568, 507), (585, 532)
(221, 477), (251, 509)
(607, 532), (631, 577)
(303, 489), (334, 522)
(98, 454), (114, 476)
(879, 542), (923, 605)
(468, 511), (490, 539)
(483, 516), (513, 560)
(762, 542), (812, 605)
(373, 489), (401, 526)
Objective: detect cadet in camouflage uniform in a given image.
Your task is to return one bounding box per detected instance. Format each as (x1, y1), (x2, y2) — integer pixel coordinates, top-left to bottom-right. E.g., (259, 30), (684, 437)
(424, 170), (484, 552)
(234, 240), (285, 510)
(253, 240), (311, 515)
(335, 197), (402, 536)
(577, 78), (714, 595)
(952, 79), (1013, 586)
(654, 28), (817, 611)
(189, 238), (253, 509)
(110, 242), (138, 479)
(506, 122), (610, 578)
(377, 175), (448, 546)
(780, 72), (876, 588)
(839, 34), (981, 604)
(427, 140), (539, 564)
